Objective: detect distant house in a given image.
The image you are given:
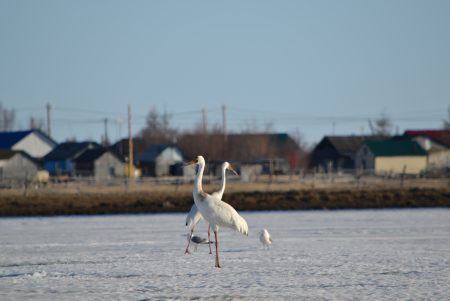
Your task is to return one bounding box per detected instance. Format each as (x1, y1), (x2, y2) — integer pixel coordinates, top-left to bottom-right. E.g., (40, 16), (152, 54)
(109, 137), (147, 162)
(404, 130), (450, 147)
(0, 150), (39, 184)
(311, 135), (386, 171)
(355, 140), (427, 175)
(0, 129), (57, 158)
(403, 130), (450, 172)
(74, 148), (125, 179)
(43, 142), (101, 176)
(177, 133), (302, 172)
(137, 144), (184, 177)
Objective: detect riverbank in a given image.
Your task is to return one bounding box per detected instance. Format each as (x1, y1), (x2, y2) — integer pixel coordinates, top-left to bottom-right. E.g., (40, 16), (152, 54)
(1, 185), (450, 216)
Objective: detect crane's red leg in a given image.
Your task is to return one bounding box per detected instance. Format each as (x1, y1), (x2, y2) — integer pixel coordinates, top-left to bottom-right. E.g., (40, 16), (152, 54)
(184, 228), (194, 254)
(208, 225), (212, 254)
(214, 230), (221, 268)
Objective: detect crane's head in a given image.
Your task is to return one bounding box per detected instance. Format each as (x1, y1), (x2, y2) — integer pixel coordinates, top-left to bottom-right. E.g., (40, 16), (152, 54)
(185, 155), (205, 166)
(223, 161), (239, 176)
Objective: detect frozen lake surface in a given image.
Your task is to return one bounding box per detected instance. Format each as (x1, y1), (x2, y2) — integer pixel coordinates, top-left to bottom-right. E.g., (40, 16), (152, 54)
(1, 208), (450, 300)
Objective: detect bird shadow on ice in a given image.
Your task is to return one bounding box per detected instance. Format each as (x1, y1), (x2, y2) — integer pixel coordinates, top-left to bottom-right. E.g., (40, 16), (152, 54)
(221, 248), (246, 253)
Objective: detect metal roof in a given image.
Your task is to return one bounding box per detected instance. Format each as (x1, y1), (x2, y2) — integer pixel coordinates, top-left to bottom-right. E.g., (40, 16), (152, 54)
(404, 130), (450, 147)
(364, 140), (427, 156)
(0, 129), (57, 150)
(0, 130), (33, 148)
(43, 142), (100, 161)
(321, 135), (386, 155)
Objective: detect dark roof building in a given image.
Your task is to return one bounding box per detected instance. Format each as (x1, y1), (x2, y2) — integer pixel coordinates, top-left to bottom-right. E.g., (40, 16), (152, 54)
(311, 135), (386, 170)
(42, 141), (101, 175)
(43, 142), (100, 161)
(75, 148), (108, 163)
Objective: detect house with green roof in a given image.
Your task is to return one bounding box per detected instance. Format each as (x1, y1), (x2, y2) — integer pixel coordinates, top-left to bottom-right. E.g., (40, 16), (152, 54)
(355, 140), (427, 175)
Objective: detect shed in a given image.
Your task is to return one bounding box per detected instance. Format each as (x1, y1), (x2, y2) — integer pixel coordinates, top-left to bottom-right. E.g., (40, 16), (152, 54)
(0, 129), (57, 158)
(74, 148), (125, 179)
(137, 144), (184, 177)
(355, 140), (427, 175)
(0, 150), (39, 185)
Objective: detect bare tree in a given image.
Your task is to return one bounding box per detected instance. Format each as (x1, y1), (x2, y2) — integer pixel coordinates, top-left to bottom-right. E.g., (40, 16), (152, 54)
(443, 106), (450, 130)
(369, 111), (393, 136)
(240, 120), (274, 134)
(0, 102), (16, 131)
(137, 107), (178, 149)
(290, 129), (311, 169)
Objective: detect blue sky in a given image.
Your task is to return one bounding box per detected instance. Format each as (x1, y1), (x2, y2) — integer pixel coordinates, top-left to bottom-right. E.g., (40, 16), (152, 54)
(1, 0), (449, 146)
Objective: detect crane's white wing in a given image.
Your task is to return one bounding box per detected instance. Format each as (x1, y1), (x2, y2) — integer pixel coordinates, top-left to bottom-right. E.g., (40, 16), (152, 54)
(185, 204), (203, 229)
(209, 199), (248, 236)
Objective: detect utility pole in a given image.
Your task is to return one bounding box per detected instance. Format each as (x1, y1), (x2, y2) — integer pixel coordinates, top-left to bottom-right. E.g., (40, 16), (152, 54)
(202, 108), (208, 134)
(103, 118), (109, 145)
(128, 104), (134, 179)
(222, 105), (227, 158)
(46, 103), (52, 137)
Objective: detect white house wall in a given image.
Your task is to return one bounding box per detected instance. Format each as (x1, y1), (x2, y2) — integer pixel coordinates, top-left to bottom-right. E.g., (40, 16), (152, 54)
(0, 154), (38, 180)
(13, 133), (55, 158)
(155, 148), (183, 177)
(427, 150), (450, 171)
(94, 152), (125, 180)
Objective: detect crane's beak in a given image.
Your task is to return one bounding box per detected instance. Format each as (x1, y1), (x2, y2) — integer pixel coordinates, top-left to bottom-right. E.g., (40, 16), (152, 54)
(228, 164), (239, 176)
(184, 159), (197, 167)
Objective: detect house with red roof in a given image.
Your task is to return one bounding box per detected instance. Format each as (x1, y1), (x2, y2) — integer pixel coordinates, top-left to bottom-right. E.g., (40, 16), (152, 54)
(403, 130), (450, 172)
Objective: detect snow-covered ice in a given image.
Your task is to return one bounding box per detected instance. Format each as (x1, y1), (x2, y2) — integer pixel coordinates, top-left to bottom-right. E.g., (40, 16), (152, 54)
(1, 208), (450, 300)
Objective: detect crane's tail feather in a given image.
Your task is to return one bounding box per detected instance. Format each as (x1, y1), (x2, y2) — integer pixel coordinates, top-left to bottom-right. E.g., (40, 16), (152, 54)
(235, 214), (249, 236)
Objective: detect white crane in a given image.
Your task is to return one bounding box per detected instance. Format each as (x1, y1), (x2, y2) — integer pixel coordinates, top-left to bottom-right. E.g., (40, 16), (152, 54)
(259, 228), (272, 247)
(184, 205), (210, 254)
(184, 160), (238, 254)
(186, 156), (248, 268)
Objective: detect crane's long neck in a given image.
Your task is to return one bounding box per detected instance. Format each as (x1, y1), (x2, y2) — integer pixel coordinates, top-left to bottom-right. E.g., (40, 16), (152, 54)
(216, 165), (227, 200)
(194, 161), (205, 195)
